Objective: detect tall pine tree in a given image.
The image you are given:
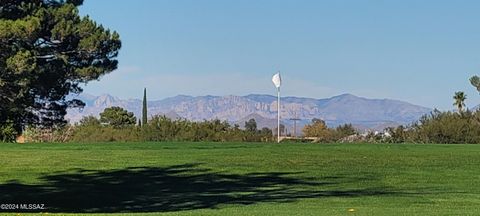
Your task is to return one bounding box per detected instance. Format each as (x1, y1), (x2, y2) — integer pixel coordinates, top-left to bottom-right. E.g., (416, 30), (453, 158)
(0, 0), (121, 133)
(142, 88), (147, 126)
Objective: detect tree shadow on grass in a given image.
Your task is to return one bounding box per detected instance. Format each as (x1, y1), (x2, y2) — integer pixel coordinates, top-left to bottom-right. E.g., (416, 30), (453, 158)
(0, 163), (416, 213)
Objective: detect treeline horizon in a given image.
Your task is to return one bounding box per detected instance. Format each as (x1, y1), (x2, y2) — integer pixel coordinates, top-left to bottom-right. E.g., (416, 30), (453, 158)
(23, 113), (276, 143)
(4, 105), (480, 144)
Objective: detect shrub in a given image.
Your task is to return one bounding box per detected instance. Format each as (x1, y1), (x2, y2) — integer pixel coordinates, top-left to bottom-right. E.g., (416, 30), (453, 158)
(69, 115), (273, 143)
(385, 110), (480, 144)
(0, 120), (18, 142)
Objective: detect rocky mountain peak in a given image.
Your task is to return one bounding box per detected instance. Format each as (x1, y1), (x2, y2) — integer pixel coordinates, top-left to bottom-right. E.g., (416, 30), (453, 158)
(94, 94), (119, 107)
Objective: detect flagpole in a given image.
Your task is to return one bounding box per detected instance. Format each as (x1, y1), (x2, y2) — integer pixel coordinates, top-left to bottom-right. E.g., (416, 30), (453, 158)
(272, 72), (282, 143)
(277, 86), (280, 143)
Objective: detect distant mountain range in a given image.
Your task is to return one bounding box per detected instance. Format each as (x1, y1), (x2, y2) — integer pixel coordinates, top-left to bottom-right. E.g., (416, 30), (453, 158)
(66, 93), (432, 133)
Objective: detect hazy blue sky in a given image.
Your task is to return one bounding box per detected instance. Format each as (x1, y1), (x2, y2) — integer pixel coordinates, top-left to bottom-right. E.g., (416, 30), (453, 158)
(79, 0), (480, 110)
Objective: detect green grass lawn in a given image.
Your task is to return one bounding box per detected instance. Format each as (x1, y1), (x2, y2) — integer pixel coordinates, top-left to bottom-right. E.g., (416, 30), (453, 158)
(0, 142), (479, 216)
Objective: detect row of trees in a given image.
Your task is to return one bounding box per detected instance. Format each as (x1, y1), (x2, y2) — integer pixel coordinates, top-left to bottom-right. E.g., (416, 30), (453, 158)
(297, 75), (480, 144)
(17, 101), (360, 142)
(23, 106), (273, 142)
(384, 110), (480, 144)
(17, 105), (480, 144)
(298, 109), (480, 144)
(382, 75), (480, 144)
(302, 118), (357, 142)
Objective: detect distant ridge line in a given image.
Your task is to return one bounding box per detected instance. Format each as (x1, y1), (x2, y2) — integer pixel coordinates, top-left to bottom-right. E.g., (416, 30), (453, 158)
(66, 93), (432, 131)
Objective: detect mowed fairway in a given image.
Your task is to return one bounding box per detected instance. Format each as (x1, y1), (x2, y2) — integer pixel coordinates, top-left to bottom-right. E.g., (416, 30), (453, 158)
(0, 142), (479, 216)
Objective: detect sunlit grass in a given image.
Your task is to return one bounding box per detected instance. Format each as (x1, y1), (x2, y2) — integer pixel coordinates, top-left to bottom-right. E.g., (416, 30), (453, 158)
(0, 142), (479, 215)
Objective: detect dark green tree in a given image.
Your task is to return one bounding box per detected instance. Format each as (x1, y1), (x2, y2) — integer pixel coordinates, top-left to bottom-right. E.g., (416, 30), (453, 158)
(142, 88), (147, 126)
(335, 124), (356, 137)
(0, 0), (121, 134)
(244, 118), (257, 132)
(453, 91), (467, 112)
(99, 106), (136, 128)
(470, 76), (480, 92)
(260, 127), (273, 136)
(78, 115), (100, 127)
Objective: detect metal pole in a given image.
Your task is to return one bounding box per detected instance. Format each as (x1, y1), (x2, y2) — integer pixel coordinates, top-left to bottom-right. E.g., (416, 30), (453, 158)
(277, 87), (280, 143)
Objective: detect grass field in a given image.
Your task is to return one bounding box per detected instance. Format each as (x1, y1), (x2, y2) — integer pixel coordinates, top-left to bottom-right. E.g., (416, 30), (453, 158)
(0, 142), (479, 216)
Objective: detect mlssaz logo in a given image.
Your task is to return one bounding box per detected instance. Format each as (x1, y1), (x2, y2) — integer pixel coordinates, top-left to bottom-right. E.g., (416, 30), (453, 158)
(0, 204), (45, 210)
(20, 204), (45, 210)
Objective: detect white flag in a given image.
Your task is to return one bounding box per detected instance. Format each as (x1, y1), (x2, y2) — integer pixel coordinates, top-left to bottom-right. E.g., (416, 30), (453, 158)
(272, 73), (281, 88)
